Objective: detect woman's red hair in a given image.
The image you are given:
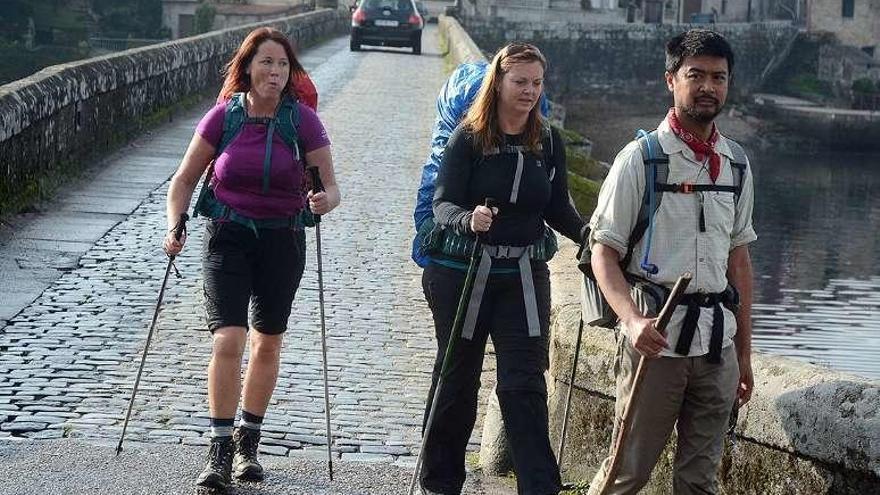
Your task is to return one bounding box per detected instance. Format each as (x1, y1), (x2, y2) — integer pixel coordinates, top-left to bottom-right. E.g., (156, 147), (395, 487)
(217, 27), (306, 103)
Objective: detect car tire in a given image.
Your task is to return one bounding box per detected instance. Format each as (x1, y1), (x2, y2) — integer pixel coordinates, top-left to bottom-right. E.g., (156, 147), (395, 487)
(350, 37), (360, 51)
(412, 38), (421, 55)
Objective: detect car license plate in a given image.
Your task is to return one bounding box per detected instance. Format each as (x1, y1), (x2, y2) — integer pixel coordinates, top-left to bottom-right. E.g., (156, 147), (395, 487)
(375, 19), (399, 27)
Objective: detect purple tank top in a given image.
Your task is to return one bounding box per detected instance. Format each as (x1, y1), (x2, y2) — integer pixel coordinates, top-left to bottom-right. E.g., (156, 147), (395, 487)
(196, 101), (331, 219)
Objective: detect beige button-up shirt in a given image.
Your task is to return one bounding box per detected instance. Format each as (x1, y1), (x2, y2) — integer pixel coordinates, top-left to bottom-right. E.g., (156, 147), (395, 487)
(589, 118), (757, 358)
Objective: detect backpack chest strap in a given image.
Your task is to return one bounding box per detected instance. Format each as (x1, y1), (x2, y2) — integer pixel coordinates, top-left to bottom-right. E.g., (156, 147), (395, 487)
(262, 119), (277, 194)
(656, 183), (738, 194)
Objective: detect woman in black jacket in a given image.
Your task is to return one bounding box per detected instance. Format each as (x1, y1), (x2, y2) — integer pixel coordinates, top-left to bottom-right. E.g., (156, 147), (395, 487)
(420, 43), (586, 495)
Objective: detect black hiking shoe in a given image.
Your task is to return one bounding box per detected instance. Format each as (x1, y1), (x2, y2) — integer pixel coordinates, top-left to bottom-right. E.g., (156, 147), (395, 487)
(195, 437), (234, 493)
(233, 427), (264, 482)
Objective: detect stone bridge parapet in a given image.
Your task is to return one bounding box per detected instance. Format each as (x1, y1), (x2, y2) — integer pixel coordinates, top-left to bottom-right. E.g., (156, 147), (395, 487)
(546, 241), (879, 493)
(458, 17), (799, 101)
(0, 9), (348, 216)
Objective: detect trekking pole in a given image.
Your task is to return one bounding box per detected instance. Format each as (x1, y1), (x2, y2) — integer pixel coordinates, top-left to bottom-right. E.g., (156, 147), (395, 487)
(557, 316), (584, 470)
(116, 213), (188, 456)
(308, 167), (335, 481)
(408, 198), (496, 495)
(596, 272), (692, 495)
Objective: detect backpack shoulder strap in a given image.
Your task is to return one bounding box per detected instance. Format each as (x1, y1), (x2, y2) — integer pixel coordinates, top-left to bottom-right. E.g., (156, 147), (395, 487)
(217, 92), (247, 156)
(193, 93), (245, 218)
(725, 138), (748, 206)
(275, 95), (302, 161)
(622, 129), (669, 269)
(543, 124), (556, 181)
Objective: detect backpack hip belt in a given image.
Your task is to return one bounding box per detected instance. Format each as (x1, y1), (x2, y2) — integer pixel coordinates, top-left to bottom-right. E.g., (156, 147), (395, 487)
(418, 218), (559, 262)
(200, 192), (305, 237)
(461, 244), (541, 340)
(675, 286), (738, 364)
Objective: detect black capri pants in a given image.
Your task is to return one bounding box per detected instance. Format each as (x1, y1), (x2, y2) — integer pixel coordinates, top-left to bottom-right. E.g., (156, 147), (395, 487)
(202, 220), (306, 334)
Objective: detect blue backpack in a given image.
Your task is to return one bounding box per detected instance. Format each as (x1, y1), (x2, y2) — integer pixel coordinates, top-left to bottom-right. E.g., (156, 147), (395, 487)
(411, 62), (551, 266)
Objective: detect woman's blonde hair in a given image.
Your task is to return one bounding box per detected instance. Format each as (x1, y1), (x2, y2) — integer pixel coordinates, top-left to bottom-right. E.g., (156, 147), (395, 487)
(461, 43), (547, 155)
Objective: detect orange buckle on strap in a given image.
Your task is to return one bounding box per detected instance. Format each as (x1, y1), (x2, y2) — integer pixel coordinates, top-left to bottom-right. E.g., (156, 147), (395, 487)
(680, 182), (695, 193)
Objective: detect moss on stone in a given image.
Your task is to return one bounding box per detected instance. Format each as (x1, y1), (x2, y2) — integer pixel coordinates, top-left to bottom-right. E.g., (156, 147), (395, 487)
(0, 90), (211, 218)
(567, 171), (600, 218)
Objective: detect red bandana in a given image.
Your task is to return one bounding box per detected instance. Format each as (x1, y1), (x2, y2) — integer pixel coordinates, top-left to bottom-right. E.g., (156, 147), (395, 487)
(667, 108), (721, 183)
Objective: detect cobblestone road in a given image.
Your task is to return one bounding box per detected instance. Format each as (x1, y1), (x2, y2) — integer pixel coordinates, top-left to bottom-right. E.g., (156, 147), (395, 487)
(0, 28), (501, 492)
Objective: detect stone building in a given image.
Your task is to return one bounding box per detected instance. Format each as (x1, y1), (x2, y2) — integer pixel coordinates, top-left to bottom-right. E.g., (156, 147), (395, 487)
(162, 0), (313, 39)
(806, 0), (880, 56)
(456, 0), (626, 24)
(456, 0), (797, 25)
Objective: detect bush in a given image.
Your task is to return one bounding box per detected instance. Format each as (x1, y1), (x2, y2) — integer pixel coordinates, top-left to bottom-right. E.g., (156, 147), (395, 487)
(195, 3), (217, 34)
(0, 41), (83, 85)
(852, 78), (878, 94)
(788, 74), (831, 97)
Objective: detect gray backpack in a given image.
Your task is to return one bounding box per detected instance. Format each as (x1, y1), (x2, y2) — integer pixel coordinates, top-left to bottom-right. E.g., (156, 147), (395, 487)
(580, 129), (748, 328)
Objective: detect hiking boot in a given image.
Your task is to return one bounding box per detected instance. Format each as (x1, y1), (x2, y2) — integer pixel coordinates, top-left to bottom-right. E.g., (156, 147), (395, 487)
(233, 427), (264, 482)
(195, 437), (234, 492)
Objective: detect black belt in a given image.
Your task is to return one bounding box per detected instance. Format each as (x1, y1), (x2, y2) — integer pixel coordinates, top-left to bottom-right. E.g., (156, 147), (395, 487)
(676, 291), (727, 364)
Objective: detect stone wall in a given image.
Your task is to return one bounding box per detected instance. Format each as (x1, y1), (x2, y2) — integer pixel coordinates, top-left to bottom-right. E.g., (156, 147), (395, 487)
(439, 15), (486, 64)
(807, 0), (879, 52)
(458, 17), (799, 100)
(458, 0), (626, 24)
(542, 240), (880, 493)
(0, 9), (348, 216)
(817, 42), (880, 98)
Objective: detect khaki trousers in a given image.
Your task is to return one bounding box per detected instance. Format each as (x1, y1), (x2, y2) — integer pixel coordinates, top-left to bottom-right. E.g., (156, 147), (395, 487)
(588, 335), (739, 495)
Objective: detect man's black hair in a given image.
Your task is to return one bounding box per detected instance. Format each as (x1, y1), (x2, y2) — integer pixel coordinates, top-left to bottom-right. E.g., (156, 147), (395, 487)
(665, 29), (735, 76)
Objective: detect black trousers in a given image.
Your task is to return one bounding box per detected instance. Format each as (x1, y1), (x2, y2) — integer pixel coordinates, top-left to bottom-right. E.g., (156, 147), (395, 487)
(420, 262), (562, 495)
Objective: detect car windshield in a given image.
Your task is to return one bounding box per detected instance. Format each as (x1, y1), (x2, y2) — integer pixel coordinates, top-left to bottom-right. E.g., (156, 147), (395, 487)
(362, 0), (414, 13)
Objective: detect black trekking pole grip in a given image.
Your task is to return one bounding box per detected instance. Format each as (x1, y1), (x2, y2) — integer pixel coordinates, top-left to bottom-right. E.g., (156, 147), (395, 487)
(173, 213), (188, 239)
(475, 197), (498, 247)
(308, 167), (324, 224)
(309, 166), (324, 193)
(166, 212), (189, 262)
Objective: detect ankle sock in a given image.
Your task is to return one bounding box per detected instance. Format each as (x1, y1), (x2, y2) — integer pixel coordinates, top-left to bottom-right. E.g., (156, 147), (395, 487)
(240, 410), (263, 432)
(210, 417), (235, 439)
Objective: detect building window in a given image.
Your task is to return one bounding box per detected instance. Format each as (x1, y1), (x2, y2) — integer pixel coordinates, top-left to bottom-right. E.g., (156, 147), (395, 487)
(842, 0), (855, 18)
(179, 14), (194, 38)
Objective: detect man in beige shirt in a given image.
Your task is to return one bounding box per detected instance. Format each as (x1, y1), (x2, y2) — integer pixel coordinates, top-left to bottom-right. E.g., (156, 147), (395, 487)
(587, 29), (756, 494)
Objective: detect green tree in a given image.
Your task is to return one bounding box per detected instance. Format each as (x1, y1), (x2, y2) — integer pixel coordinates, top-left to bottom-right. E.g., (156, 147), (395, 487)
(194, 3), (217, 34)
(92, 0), (165, 38)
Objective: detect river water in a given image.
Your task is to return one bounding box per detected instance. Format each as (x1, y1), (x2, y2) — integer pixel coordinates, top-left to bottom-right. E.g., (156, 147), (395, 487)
(568, 106), (880, 380)
(748, 151), (880, 380)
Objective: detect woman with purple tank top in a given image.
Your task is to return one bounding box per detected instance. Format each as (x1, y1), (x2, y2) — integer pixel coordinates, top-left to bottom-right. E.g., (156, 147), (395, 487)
(163, 27), (340, 494)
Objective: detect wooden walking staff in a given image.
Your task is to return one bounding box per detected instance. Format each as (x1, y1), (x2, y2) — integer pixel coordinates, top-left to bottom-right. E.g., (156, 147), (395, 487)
(596, 272), (692, 495)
